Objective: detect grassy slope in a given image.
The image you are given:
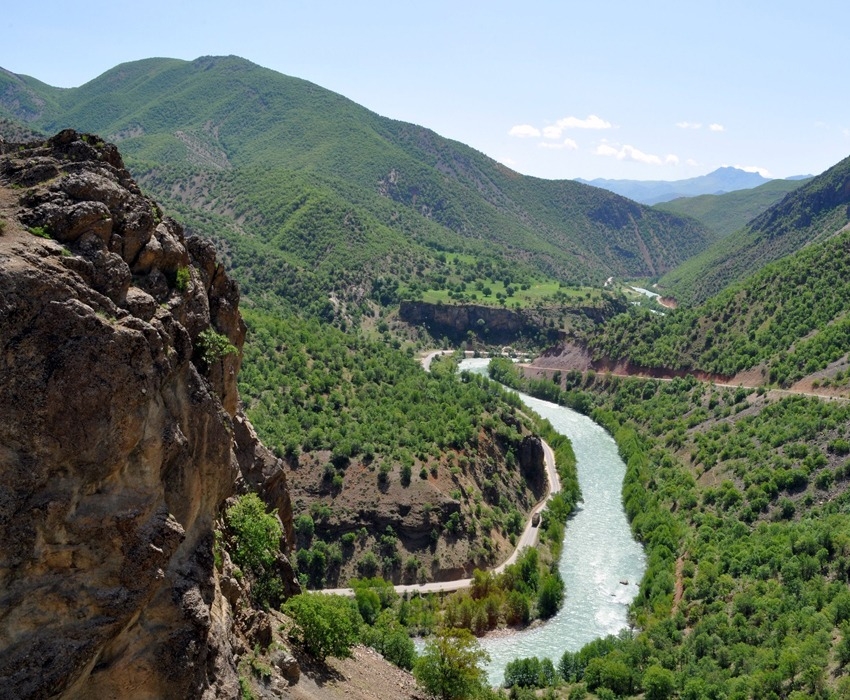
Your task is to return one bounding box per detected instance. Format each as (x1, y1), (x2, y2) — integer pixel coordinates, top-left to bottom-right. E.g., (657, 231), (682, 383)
(653, 178), (808, 241)
(0, 56), (713, 298)
(659, 155), (850, 305)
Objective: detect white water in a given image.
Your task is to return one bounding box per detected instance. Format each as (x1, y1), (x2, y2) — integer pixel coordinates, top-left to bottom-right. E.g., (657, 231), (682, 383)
(458, 358), (646, 685)
(630, 285), (660, 299)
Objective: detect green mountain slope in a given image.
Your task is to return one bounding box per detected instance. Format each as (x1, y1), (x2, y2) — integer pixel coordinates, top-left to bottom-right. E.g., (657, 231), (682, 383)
(653, 177), (809, 240)
(0, 56), (712, 308)
(589, 227), (850, 384)
(659, 155), (850, 304)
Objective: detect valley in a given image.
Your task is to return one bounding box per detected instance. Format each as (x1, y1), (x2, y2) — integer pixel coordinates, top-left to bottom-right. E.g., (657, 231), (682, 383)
(2, 49), (850, 700)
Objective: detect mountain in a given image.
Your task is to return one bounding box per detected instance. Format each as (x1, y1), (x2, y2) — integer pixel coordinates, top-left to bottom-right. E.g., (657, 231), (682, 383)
(653, 177), (810, 240)
(578, 166), (774, 204)
(0, 56), (712, 316)
(659, 153), (850, 304)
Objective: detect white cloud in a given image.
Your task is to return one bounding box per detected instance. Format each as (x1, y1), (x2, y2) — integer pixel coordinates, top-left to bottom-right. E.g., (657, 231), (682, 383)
(499, 156), (517, 167)
(709, 123), (725, 132)
(686, 158), (699, 167)
(557, 114), (612, 130)
(733, 164), (772, 178)
(595, 143), (620, 158)
(508, 124), (541, 138)
(539, 138), (579, 151)
(543, 115), (612, 139)
(665, 154), (680, 165)
(843, 128), (850, 138)
(676, 121), (702, 129)
(594, 143), (664, 165)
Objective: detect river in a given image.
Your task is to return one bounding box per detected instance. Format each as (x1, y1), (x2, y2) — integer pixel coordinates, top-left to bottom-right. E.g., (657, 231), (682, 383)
(458, 358), (646, 685)
(630, 285), (660, 299)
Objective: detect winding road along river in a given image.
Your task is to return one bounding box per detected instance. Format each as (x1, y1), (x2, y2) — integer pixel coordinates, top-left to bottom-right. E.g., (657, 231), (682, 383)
(458, 358), (647, 685)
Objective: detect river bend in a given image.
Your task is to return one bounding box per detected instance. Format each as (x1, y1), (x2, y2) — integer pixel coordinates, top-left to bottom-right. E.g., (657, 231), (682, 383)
(458, 358), (646, 684)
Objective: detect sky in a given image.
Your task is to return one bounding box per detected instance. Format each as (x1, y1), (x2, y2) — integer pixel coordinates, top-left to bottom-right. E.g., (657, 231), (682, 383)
(1, 0), (848, 181)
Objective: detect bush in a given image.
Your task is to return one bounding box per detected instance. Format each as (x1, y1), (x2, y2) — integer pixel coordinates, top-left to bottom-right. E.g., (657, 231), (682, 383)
(504, 656), (556, 688)
(361, 610), (417, 670)
(283, 592), (361, 662)
(294, 514), (315, 540)
(175, 266), (190, 292)
(643, 665), (675, 700)
(537, 573), (565, 619)
(225, 493), (283, 608)
(198, 327), (238, 365)
(413, 628), (490, 700)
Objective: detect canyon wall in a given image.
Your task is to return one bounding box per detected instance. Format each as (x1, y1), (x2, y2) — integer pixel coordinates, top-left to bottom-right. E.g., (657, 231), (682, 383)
(0, 131), (296, 699)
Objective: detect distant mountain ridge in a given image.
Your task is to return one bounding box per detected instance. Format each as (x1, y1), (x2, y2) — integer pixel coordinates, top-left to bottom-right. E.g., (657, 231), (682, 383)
(578, 166), (776, 204)
(0, 55), (713, 312)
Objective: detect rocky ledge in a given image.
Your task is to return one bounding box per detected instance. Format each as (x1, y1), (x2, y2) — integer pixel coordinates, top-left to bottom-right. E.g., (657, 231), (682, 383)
(0, 131), (297, 699)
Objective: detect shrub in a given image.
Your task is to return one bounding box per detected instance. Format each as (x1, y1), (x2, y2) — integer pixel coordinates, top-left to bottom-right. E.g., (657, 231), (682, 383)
(504, 656), (556, 688)
(198, 327), (237, 365)
(225, 493), (283, 609)
(294, 514), (315, 540)
(643, 665), (675, 700)
(283, 592), (361, 662)
(175, 266), (190, 292)
(413, 628), (489, 700)
(537, 572), (565, 619)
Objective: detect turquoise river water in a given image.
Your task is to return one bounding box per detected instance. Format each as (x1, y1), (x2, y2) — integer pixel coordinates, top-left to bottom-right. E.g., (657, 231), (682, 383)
(458, 358), (646, 685)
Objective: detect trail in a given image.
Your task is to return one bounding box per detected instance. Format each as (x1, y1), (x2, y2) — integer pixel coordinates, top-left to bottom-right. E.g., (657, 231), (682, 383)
(522, 362), (849, 404)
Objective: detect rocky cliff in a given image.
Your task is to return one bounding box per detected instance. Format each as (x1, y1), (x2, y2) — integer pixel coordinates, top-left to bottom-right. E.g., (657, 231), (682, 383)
(399, 300), (626, 346)
(0, 131), (297, 699)
(399, 301), (543, 344)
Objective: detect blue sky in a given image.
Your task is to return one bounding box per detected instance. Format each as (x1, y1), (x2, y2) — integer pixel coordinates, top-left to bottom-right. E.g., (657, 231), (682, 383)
(2, 0), (847, 181)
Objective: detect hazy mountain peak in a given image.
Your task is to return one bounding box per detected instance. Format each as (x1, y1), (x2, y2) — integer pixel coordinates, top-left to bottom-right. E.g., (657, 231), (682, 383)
(577, 166), (774, 204)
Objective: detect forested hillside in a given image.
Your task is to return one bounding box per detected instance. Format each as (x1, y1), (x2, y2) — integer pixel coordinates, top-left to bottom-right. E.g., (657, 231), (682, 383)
(588, 227), (850, 384)
(491, 356), (850, 697)
(238, 310), (556, 585)
(0, 55), (712, 314)
(653, 177), (808, 241)
(659, 155), (850, 304)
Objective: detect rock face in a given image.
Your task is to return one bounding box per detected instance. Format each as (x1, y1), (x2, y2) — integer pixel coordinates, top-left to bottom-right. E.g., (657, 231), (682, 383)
(398, 300), (623, 345)
(399, 300), (543, 344)
(0, 131), (296, 699)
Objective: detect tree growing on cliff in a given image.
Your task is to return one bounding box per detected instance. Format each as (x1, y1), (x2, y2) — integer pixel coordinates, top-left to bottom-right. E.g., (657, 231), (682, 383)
(225, 493), (284, 609)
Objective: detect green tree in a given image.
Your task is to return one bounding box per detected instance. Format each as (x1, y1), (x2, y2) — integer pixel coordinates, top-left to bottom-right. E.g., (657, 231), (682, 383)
(283, 592), (361, 662)
(643, 665), (675, 700)
(413, 628), (490, 700)
(225, 493), (283, 608)
(536, 573), (565, 619)
(362, 610), (417, 670)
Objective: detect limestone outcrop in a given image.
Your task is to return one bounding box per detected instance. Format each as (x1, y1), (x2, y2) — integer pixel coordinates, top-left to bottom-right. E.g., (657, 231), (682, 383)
(0, 131), (296, 699)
